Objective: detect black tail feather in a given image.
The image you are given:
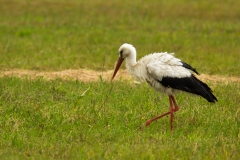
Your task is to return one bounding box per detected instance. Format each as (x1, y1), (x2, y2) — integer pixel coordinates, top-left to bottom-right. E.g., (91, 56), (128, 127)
(190, 75), (218, 102)
(159, 75), (218, 103)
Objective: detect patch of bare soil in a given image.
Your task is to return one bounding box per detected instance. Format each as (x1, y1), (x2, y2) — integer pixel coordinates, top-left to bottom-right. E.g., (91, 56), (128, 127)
(0, 69), (239, 83)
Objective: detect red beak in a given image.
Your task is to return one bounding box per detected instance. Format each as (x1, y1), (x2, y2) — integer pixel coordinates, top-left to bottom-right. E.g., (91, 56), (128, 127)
(111, 57), (124, 80)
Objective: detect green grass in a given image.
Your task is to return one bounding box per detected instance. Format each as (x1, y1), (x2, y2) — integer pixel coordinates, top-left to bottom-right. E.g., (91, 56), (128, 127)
(0, 77), (239, 159)
(0, 0), (240, 76)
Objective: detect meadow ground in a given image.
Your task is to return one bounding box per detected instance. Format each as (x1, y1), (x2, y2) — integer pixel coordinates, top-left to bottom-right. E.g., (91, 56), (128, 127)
(0, 0), (240, 159)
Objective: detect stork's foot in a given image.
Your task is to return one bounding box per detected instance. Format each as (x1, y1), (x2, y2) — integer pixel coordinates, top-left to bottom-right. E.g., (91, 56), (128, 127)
(146, 120), (151, 127)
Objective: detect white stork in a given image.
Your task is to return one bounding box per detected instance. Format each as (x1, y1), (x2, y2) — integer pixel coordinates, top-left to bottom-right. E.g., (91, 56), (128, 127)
(111, 43), (217, 130)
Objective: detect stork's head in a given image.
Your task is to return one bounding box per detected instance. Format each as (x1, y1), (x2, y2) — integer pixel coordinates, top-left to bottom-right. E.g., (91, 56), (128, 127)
(118, 43), (136, 59)
(111, 43), (136, 80)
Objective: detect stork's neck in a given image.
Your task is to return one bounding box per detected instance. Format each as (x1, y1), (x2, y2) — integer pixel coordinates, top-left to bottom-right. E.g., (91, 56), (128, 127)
(125, 52), (137, 69)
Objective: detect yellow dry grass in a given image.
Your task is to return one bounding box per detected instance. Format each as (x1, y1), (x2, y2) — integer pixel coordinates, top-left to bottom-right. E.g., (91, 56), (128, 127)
(1, 69), (240, 84)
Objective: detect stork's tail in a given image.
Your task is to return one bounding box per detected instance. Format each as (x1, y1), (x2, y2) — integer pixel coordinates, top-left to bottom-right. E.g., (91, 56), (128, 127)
(191, 75), (218, 103)
(186, 75), (218, 103)
(159, 75), (218, 103)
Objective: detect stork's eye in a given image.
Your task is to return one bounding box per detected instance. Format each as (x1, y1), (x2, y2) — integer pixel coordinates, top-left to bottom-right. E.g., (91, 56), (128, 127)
(119, 50), (123, 57)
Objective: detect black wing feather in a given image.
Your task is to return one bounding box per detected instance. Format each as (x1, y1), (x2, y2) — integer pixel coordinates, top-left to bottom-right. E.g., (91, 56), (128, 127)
(159, 75), (217, 103)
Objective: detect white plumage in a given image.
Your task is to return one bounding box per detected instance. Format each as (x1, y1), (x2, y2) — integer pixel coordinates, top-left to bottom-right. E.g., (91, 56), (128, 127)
(112, 43), (217, 130)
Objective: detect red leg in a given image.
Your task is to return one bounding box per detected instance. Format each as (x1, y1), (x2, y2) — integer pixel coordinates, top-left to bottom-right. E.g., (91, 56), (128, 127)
(170, 95), (179, 112)
(146, 111), (171, 127)
(170, 95), (179, 130)
(146, 95), (179, 130)
(169, 95), (174, 130)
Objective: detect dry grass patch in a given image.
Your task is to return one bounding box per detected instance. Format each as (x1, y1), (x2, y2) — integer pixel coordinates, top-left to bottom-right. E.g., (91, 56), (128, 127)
(1, 69), (240, 83)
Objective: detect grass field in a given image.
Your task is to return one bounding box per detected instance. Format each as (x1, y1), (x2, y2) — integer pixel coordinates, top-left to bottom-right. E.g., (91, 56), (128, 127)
(0, 0), (240, 159)
(0, 77), (239, 159)
(0, 0), (240, 76)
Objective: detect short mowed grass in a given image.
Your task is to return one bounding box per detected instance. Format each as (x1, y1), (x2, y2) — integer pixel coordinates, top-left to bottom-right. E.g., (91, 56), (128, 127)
(0, 77), (239, 159)
(0, 0), (240, 159)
